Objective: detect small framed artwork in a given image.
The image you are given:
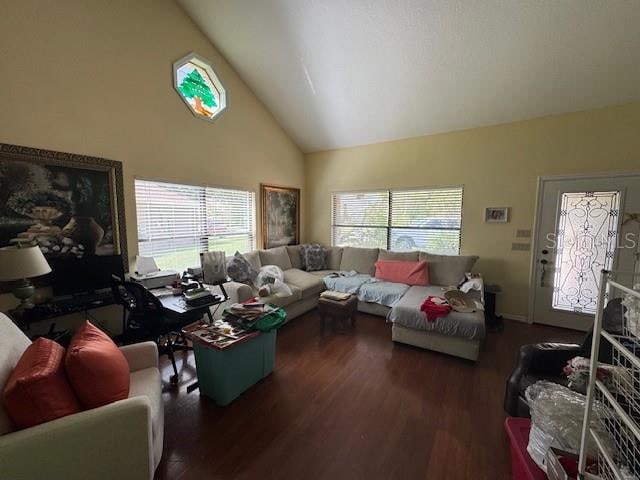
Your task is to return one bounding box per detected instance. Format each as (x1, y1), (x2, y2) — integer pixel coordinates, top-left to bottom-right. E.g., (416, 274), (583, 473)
(485, 207), (510, 223)
(261, 184), (300, 249)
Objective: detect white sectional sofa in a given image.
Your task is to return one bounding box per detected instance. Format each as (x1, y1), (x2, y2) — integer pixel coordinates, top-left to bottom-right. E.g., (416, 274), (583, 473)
(224, 245), (485, 361)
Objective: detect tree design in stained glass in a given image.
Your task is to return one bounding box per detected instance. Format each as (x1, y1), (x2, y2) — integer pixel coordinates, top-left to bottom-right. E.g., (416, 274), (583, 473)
(173, 54), (226, 121)
(552, 191), (620, 314)
(179, 69), (217, 111)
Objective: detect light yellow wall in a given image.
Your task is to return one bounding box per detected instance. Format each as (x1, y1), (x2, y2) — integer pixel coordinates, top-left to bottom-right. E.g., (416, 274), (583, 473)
(305, 103), (640, 319)
(0, 0), (304, 312)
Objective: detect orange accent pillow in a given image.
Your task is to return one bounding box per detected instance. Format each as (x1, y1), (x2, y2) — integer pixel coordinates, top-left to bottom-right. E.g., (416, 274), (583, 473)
(3, 338), (81, 429)
(65, 321), (130, 409)
(374, 260), (430, 286)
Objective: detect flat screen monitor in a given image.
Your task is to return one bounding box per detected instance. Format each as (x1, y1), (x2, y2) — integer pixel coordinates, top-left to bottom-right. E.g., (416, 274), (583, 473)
(50, 255), (125, 296)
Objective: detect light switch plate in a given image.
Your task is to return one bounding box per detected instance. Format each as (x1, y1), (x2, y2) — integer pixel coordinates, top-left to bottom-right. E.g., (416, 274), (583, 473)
(516, 229), (532, 238)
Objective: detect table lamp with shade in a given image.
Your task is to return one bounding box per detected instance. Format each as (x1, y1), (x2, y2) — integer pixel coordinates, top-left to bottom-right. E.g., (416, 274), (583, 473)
(0, 245), (52, 311)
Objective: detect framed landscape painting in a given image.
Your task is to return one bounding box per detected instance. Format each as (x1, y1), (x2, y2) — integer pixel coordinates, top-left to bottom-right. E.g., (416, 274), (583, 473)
(261, 184), (300, 249)
(0, 142), (127, 265)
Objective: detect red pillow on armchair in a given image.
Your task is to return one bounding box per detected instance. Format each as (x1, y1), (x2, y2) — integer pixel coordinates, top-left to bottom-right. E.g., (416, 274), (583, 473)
(3, 337), (81, 429)
(65, 321), (130, 409)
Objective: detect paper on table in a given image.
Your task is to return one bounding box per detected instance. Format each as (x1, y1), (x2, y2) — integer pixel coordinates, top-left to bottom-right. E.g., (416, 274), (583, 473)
(136, 255), (159, 276)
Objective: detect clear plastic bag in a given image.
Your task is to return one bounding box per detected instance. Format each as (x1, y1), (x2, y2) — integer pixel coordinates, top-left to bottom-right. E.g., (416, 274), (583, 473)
(255, 265), (292, 297)
(525, 381), (612, 473)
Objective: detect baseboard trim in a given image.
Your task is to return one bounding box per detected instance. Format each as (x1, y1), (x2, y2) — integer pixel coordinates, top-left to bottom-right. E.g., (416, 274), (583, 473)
(498, 312), (528, 323)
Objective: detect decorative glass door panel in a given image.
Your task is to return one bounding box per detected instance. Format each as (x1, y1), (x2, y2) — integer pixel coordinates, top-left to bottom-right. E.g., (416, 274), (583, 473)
(552, 191), (621, 314)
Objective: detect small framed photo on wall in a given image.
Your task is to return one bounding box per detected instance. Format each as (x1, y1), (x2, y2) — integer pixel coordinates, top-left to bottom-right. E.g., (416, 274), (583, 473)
(485, 207), (510, 223)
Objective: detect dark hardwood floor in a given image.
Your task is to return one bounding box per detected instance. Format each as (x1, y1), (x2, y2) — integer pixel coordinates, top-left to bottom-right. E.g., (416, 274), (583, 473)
(155, 311), (582, 480)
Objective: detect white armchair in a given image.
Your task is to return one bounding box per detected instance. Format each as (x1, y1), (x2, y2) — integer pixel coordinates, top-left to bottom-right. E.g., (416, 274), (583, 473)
(0, 313), (163, 480)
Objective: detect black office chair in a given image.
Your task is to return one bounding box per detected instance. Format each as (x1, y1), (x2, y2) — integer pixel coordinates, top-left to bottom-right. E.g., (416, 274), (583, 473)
(503, 298), (625, 417)
(111, 276), (197, 383)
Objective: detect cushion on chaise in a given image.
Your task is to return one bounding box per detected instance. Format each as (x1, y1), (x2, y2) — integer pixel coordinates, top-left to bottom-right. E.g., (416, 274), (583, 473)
(388, 285), (485, 340)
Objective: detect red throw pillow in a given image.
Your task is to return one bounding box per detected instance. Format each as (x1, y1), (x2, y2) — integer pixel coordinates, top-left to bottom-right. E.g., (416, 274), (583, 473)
(374, 260), (430, 286)
(3, 338), (81, 429)
(65, 321), (130, 408)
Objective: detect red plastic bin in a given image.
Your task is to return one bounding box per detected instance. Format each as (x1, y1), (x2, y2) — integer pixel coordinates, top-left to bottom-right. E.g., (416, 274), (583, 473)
(504, 417), (546, 480)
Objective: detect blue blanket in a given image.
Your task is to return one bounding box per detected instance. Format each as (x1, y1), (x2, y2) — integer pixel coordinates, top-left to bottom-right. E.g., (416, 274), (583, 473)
(322, 271), (371, 294)
(357, 278), (410, 307)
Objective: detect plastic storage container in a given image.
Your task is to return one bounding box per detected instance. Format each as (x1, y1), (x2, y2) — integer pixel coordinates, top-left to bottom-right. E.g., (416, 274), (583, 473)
(504, 417), (547, 480)
(193, 329), (276, 406)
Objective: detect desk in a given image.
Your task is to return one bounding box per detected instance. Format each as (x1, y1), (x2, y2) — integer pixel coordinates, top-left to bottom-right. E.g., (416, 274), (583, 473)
(156, 294), (216, 323)
(148, 285), (229, 388)
(151, 283), (229, 323)
(9, 291), (116, 335)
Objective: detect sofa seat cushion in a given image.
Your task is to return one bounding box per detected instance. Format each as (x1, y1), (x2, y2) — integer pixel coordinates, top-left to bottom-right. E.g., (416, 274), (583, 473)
(309, 269), (338, 278)
(257, 284), (303, 307)
(418, 252), (479, 286)
(339, 247), (379, 275)
(3, 338), (81, 430)
(283, 269), (325, 298)
(259, 246), (293, 271)
(388, 285), (485, 340)
(65, 321), (131, 409)
(129, 367), (163, 468)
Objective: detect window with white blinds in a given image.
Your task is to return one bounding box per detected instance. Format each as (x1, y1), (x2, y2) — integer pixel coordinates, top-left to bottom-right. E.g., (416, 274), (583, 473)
(135, 179), (256, 271)
(332, 187), (463, 254)
(331, 190), (389, 248)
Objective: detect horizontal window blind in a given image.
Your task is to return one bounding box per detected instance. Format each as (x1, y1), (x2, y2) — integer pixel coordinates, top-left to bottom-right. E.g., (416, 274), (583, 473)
(332, 191), (389, 248)
(331, 187), (463, 254)
(390, 188), (463, 254)
(135, 179), (255, 271)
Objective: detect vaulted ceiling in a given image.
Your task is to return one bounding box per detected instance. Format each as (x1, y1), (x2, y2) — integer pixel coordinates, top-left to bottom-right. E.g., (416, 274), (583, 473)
(178, 0), (640, 153)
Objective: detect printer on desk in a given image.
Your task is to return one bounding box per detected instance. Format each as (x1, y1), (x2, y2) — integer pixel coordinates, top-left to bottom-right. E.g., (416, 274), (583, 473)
(130, 256), (180, 289)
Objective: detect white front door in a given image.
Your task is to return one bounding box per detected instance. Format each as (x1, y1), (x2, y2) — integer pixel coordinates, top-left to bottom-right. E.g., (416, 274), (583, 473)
(531, 174), (640, 331)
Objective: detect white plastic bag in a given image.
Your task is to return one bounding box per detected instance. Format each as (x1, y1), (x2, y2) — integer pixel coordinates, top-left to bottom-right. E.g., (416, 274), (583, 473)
(255, 265), (292, 298)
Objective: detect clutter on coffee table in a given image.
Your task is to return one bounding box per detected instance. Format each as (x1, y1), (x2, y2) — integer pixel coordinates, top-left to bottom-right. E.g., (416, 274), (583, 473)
(182, 319), (258, 351)
(223, 301), (287, 332)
